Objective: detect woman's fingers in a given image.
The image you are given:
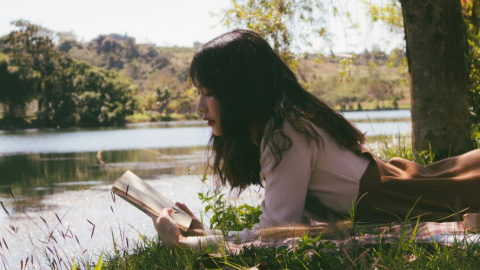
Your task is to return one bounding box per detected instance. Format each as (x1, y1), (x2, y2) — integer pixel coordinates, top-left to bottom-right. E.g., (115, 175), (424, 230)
(175, 202), (205, 236)
(175, 202), (195, 217)
(147, 211), (157, 221)
(151, 208), (182, 248)
(175, 202), (202, 222)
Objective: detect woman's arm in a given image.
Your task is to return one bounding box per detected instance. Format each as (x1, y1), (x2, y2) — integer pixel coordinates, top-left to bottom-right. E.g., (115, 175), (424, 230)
(259, 121), (317, 227)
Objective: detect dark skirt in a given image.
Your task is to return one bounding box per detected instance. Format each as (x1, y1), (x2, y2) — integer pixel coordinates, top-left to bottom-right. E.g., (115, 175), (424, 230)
(355, 149), (480, 223)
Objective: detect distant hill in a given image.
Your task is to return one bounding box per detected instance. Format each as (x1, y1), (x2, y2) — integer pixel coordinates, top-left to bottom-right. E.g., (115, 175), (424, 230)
(61, 34), (410, 115)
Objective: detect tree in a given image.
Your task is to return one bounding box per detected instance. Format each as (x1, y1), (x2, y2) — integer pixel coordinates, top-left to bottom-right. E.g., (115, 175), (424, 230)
(36, 56), (78, 127)
(223, 0), (330, 64)
(0, 20), (136, 128)
(400, 0), (473, 157)
(0, 59), (37, 119)
(155, 87), (171, 116)
(73, 65), (136, 127)
(223, 0), (475, 158)
(0, 20), (56, 121)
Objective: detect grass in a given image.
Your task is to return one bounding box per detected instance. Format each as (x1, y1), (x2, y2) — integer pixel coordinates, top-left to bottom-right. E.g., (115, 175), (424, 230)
(101, 225), (480, 269)
(125, 112), (201, 123)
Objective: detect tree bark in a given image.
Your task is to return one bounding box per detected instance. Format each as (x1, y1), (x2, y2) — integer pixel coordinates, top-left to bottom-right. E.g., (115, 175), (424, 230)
(400, 0), (473, 158)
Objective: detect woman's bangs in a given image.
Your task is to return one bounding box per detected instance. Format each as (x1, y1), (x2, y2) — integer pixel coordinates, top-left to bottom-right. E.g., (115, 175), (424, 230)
(190, 51), (222, 92)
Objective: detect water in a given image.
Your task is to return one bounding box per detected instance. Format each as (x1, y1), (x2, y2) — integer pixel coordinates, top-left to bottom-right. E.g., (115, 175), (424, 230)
(0, 110), (410, 268)
(341, 109), (410, 120)
(0, 124), (211, 155)
(0, 110), (411, 156)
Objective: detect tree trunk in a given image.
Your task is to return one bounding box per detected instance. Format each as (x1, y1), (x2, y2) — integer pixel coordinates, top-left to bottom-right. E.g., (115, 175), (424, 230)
(400, 0), (473, 158)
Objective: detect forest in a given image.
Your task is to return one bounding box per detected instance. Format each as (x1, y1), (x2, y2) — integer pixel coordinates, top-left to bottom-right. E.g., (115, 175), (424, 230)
(0, 20), (410, 129)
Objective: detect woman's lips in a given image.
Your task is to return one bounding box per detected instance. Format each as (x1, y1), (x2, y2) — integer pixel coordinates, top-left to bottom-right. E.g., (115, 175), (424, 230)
(207, 120), (215, 126)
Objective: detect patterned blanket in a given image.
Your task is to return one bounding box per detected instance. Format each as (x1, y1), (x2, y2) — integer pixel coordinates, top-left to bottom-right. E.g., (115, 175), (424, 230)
(224, 222), (480, 255)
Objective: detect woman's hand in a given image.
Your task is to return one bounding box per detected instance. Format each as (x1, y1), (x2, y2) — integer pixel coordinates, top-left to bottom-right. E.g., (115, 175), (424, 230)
(150, 208), (185, 248)
(175, 202), (205, 236)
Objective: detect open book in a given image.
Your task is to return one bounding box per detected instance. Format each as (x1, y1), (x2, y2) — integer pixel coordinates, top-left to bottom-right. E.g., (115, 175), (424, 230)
(112, 170), (192, 231)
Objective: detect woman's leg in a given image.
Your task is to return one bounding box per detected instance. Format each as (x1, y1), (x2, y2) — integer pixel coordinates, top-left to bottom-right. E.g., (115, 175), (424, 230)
(355, 149), (480, 223)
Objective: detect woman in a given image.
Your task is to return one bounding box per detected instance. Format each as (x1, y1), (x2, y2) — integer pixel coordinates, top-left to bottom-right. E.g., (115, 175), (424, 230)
(151, 29), (480, 248)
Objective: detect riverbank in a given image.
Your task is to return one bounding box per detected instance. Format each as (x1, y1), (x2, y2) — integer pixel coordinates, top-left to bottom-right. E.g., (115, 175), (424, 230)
(0, 108), (411, 131)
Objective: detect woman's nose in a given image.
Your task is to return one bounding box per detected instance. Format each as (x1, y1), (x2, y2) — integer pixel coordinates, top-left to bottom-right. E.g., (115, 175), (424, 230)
(197, 98), (206, 113)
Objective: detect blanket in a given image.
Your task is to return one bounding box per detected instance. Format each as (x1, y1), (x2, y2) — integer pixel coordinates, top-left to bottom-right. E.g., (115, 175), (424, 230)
(224, 221), (480, 255)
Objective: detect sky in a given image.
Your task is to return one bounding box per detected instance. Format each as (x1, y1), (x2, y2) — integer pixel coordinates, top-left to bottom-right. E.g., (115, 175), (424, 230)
(0, 0), (403, 53)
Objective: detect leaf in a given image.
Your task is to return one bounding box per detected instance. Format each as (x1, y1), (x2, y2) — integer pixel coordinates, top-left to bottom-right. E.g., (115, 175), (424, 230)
(71, 258), (77, 270)
(94, 253), (103, 270)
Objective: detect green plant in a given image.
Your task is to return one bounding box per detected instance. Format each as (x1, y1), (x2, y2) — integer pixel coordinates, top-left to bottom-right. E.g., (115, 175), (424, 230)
(198, 185), (262, 234)
(376, 134), (436, 165)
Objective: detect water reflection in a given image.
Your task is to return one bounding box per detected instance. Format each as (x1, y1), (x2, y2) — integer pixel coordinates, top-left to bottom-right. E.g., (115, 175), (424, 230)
(0, 146), (207, 213)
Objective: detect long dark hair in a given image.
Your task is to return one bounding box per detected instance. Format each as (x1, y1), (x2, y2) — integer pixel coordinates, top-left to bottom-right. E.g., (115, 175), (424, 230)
(190, 29), (365, 192)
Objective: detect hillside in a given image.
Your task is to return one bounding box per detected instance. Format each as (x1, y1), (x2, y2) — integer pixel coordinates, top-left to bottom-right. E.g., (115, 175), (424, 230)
(62, 34), (410, 115)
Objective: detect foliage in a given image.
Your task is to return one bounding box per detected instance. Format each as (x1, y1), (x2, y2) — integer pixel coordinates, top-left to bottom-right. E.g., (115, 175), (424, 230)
(0, 57), (38, 119)
(0, 20), (51, 120)
(196, 172), (261, 234)
(198, 190), (262, 234)
(0, 20), (136, 128)
(464, 0), (480, 147)
(363, 0), (403, 32)
(375, 134), (436, 166)
(154, 87), (171, 116)
(222, 0), (332, 65)
(72, 36), (195, 116)
(73, 65), (135, 127)
(34, 58), (135, 128)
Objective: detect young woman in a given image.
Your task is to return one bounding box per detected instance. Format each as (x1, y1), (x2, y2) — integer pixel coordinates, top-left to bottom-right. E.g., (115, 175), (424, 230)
(151, 29), (480, 248)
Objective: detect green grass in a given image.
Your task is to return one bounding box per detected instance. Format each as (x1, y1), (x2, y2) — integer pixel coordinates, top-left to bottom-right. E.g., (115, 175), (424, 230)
(102, 226), (480, 269)
(373, 134), (436, 165)
(126, 112), (201, 123)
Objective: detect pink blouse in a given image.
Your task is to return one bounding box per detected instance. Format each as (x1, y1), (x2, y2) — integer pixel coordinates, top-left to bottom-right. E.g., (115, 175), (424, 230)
(259, 120), (370, 227)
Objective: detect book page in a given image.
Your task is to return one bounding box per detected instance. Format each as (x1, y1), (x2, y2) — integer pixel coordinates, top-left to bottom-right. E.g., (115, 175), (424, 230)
(112, 170), (192, 231)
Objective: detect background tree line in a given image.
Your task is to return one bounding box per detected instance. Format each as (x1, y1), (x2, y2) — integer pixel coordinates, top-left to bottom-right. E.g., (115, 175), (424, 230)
(0, 19), (411, 129)
(56, 23), (410, 115)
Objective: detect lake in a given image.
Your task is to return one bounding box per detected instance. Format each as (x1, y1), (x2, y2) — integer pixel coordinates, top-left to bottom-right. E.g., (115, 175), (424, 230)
(0, 110), (410, 268)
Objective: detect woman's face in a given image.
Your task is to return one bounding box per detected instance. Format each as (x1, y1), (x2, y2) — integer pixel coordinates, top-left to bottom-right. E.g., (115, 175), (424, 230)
(197, 87), (222, 136)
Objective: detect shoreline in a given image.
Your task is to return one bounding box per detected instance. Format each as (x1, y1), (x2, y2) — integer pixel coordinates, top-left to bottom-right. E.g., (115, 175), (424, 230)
(0, 109), (411, 132)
